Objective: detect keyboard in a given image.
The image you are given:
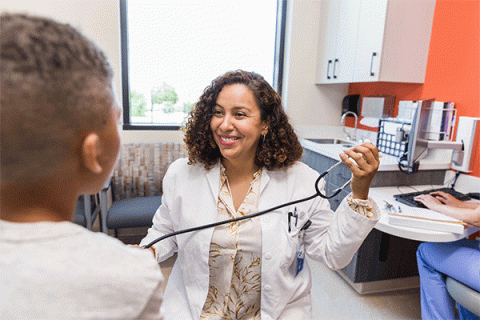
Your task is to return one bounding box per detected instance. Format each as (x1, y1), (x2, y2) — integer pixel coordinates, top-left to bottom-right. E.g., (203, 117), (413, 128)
(394, 187), (471, 208)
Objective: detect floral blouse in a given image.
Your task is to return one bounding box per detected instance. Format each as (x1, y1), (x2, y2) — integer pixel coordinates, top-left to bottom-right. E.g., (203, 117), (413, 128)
(199, 165), (375, 319)
(200, 166), (262, 320)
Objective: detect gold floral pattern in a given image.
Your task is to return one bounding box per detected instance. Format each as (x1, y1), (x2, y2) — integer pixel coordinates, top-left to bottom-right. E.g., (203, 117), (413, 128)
(346, 194), (375, 219)
(200, 166), (262, 320)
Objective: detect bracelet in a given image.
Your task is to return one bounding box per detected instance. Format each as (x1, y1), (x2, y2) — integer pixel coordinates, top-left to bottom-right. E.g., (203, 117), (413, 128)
(347, 194), (375, 219)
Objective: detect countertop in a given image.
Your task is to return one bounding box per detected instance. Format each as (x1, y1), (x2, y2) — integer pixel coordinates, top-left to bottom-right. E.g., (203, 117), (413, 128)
(369, 186), (479, 242)
(297, 125), (452, 171)
(300, 138), (402, 171)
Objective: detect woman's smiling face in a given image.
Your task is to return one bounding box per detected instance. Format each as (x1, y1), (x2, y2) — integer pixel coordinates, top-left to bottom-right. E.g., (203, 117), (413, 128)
(210, 84), (268, 166)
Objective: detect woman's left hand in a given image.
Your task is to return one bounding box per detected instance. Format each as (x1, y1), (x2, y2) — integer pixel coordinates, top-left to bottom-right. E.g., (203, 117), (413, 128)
(339, 142), (380, 200)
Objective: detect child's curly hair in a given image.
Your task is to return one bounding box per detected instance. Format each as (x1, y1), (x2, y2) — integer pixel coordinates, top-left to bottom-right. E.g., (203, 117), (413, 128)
(184, 70), (303, 170)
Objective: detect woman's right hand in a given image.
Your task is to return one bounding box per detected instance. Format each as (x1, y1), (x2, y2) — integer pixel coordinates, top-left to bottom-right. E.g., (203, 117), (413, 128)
(340, 142), (380, 200)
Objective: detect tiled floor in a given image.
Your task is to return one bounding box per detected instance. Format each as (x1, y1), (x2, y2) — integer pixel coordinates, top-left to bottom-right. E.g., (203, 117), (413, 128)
(309, 259), (421, 319)
(111, 227), (421, 319)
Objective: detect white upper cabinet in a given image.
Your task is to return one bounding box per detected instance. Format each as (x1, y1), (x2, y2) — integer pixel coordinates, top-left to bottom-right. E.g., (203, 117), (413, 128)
(315, 0), (361, 83)
(315, 0), (436, 84)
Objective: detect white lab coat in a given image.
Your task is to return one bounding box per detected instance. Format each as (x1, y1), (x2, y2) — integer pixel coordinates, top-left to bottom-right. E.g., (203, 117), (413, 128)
(140, 158), (379, 320)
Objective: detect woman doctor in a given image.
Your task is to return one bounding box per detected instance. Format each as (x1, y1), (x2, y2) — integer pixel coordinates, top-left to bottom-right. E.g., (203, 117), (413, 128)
(140, 70), (381, 319)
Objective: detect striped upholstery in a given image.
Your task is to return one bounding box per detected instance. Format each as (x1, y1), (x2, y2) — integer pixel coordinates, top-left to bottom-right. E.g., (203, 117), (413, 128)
(111, 143), (187, 200)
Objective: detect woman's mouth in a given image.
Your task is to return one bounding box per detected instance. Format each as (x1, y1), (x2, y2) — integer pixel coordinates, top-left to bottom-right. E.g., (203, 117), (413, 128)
(219, 136), (239, 144)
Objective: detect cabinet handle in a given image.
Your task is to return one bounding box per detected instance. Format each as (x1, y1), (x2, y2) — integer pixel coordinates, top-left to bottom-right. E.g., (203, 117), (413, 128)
(333, 59), (338, 79)
(370, 52), (377, 76)
(327, 60), (332, 79)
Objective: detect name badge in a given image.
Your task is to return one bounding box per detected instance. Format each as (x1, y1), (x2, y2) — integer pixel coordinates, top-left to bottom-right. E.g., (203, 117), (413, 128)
(295, 244), (305, 277)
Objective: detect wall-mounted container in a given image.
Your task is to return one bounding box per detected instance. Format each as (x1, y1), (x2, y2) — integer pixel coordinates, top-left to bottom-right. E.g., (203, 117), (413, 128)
(361, 96), (395, 118)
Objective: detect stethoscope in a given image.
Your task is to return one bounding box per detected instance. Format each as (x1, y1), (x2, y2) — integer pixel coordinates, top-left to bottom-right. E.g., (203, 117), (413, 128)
(144, 159), (352, 248)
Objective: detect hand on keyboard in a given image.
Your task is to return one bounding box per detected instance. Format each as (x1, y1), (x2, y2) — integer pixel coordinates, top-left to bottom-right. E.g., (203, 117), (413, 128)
(429, 191), (467, 208)
(394, 188), (470, 208)
(413, 194), (443, 211)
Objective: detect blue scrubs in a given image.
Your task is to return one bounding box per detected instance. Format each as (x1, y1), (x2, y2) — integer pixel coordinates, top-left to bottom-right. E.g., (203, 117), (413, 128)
(417, 239), (480, 320)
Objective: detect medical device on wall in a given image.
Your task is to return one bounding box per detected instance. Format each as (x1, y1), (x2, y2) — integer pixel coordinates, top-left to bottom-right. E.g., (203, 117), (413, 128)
(451, 117), (480, 173)
(397, 99), (464, 174)
(392, 102), (478, 208)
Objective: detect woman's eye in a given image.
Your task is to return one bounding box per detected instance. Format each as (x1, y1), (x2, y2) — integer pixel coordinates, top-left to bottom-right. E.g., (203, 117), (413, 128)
(213, 110), (222, 115)
(236, 112), (247, 117)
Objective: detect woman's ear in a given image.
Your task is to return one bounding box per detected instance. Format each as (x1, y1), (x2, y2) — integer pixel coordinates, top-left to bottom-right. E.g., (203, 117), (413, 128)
(262, 125), (269, 136)
(80, 133), (103, 174)
(260, 117), (269, 135)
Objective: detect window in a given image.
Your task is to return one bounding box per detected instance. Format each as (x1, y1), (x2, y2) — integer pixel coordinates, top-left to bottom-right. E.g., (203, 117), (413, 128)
(120, 0), (287, 130)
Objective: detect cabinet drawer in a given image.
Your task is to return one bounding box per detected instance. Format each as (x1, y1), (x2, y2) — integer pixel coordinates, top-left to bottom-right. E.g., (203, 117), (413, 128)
(328, 163), (352, 191)
(302, 149), (337, 175)
(327, 184), (349, 211)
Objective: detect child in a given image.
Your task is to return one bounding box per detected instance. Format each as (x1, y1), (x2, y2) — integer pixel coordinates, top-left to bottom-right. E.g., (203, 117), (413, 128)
(0, 13), (164, 319)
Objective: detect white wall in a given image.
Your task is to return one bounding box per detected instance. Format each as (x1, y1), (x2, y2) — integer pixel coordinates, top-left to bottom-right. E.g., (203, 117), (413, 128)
(1, 0), (346, 143)
(1, 0), (123, 124)
(283, 0), (348, 131)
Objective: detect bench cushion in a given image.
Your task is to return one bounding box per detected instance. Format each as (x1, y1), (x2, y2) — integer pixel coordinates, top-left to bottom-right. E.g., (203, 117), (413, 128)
(106, 196), (162, 229)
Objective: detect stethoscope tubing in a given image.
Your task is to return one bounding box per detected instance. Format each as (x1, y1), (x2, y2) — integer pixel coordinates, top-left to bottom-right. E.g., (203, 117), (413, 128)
(144, 160), (351, 248)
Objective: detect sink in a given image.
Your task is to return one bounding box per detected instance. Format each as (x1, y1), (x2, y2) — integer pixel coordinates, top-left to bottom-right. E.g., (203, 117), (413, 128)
(306, 138), (354, 147)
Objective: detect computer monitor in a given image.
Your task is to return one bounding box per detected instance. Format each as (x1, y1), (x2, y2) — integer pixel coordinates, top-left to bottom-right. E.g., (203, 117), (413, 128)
(400, 99), (434, 173)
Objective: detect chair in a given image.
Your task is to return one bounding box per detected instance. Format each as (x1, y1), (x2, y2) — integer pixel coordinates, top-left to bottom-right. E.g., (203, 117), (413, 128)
(73, 194), (100, 230)
(446, 276), (480, 317)
(99, 188), (162, 237)
(99, 143), (186, 237)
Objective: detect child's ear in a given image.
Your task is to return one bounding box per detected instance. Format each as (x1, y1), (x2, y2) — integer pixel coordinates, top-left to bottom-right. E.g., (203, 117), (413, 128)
(80, 133), (102, 174)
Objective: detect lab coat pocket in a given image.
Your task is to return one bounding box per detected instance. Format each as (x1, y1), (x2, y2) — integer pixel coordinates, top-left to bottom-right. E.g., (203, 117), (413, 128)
(283, 206), (308, 272)
(286, 206), (308, 237)
(287, 220), (312, 276)
(285, 228), (306, 276)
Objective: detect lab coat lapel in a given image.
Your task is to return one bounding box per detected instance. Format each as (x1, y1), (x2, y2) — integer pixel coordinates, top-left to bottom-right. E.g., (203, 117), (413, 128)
(258, 169), (273, 212)
(205, 161), (221, 207)
(259, 168), (270, 196)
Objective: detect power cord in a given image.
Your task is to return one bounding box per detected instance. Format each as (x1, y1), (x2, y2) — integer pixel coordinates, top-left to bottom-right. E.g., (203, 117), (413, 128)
(450, 171), (461, 189)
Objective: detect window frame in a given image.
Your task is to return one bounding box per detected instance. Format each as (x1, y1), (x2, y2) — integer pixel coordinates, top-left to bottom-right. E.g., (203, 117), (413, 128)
(120, 0), (287, 131)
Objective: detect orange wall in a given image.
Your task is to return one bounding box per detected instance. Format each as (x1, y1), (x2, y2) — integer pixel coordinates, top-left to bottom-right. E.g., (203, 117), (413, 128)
(348, 0), (480, 178)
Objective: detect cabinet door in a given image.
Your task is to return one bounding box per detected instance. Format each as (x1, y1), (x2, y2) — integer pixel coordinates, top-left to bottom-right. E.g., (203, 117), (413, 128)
(316, 0), (361, 84)
(333, 0), (362, 83)
(352, 0), (388, 82)
(315, 0), (340, 83)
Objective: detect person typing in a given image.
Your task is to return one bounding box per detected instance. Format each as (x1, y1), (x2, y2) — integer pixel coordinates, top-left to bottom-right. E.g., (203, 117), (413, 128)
(415, 191), (480, 227)
(415, 191), (480, 320)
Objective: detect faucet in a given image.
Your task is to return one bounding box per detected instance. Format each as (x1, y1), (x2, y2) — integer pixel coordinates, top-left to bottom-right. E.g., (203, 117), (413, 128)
(341, 111), (358, 141)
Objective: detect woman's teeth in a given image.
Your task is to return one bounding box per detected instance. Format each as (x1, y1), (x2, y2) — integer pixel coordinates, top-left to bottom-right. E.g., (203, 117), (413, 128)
(221, 136), (236, 142)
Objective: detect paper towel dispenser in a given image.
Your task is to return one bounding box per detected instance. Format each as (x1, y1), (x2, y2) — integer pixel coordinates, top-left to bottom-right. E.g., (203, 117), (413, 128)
(361, 96), (395, 118)
(342, 94), (360, 116)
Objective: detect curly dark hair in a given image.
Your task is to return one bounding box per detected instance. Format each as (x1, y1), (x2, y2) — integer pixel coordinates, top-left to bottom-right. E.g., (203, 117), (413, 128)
(1, 13), (114, 182)
(184, 70), (303, 171)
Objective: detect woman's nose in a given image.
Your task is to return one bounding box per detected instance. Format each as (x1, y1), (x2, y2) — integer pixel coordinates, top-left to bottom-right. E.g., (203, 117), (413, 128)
(220, 114), (233, 130)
